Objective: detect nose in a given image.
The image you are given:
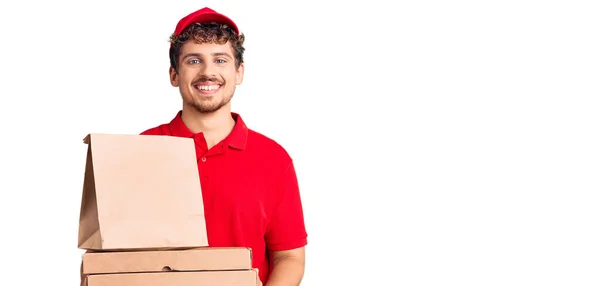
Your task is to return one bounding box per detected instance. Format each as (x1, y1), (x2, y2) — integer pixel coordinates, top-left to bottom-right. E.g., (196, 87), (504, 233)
(199, 61), (217, 78)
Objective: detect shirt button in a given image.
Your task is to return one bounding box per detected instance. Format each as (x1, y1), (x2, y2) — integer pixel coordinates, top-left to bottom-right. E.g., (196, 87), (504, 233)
(201, 157), (207, 162)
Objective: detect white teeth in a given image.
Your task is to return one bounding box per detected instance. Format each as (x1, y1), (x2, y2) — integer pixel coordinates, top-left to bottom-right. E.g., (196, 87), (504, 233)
(198, 85), (220, 91)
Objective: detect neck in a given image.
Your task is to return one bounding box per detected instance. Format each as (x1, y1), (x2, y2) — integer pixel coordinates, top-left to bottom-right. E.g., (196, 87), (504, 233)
(180, 104), (236, 149)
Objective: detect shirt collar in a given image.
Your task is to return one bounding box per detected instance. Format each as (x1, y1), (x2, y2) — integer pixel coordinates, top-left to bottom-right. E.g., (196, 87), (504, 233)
(169, 110), (248, 150)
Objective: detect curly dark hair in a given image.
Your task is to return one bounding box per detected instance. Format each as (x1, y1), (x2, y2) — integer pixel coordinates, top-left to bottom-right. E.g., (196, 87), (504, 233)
(169, 22), (245, 72)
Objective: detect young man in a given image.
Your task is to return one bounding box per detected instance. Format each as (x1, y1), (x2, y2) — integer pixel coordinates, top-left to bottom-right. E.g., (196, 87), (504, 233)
(140, 7), (308, 286)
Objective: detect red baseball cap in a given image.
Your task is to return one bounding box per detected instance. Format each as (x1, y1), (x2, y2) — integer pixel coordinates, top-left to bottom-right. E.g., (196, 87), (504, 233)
(173, 7), (239, 36)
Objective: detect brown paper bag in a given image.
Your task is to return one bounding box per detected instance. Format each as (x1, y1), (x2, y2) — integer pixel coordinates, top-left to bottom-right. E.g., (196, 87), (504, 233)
(77, 133), (208, 250)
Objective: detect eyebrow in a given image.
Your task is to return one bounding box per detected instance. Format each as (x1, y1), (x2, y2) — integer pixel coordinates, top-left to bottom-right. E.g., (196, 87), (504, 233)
(182, 52), (233, 60)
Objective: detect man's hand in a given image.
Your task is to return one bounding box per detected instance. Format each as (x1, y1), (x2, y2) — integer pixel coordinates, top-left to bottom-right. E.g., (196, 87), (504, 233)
(256, 268), (263, 286)
(80, 260), (86, 286)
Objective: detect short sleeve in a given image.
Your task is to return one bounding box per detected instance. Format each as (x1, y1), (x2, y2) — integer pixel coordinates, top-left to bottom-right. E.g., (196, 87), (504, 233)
(265, 161), (308, 251)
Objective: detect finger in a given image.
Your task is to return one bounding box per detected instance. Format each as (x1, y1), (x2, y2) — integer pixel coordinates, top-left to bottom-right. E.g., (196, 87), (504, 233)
(255, 268), (261, 286)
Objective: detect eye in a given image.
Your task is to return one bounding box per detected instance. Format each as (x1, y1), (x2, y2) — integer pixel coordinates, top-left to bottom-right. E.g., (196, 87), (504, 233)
(215, 59), (227, 64)
(188, 59), (201, 64)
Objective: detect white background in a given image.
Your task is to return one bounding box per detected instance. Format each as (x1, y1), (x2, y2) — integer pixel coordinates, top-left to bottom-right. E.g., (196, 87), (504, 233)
(0, 0), (599, 285)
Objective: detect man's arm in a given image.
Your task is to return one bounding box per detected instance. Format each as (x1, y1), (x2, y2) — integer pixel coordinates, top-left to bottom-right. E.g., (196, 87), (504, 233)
(264, 160), (308, 285)
(266, 247), (306, 286)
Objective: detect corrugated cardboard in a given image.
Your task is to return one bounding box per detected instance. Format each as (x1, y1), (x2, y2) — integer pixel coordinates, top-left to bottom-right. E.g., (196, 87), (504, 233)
(82, 247), (257, 286)
(82, 247), (252, 274)
(77, 133), (209, 250)
(86, 270), (258, 286)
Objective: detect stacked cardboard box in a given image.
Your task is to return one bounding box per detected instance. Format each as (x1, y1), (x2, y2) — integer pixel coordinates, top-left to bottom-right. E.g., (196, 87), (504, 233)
(81, 247), (256, 286)
(77, 134), (257, 286)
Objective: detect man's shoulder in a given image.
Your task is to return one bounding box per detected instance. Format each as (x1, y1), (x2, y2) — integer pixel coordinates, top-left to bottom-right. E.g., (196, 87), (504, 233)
(246, 128), (293, 163)
(139, 123), (172, 136)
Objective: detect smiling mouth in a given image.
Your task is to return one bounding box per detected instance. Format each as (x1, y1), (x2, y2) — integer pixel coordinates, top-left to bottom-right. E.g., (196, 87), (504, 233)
(194, 84), (221, 94)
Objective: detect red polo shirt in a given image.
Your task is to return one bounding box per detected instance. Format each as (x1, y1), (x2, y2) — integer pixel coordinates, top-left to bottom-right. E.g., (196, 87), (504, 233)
(140, 111), (307, 284)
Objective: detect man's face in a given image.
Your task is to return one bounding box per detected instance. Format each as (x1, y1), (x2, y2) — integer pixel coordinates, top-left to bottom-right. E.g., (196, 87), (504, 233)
(170, 40), (244, 113)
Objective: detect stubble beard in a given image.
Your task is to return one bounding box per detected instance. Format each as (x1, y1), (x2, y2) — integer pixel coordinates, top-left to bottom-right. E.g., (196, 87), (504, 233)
(187, 89), (235, 114)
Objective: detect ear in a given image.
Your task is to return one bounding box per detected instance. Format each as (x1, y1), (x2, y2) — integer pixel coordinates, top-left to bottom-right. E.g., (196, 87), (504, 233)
(235, 63), (245, 85)
(169, 66), (179, 87)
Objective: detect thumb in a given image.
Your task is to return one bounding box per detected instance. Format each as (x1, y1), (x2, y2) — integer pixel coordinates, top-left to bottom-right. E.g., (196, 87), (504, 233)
(255, 268), (261, 286)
